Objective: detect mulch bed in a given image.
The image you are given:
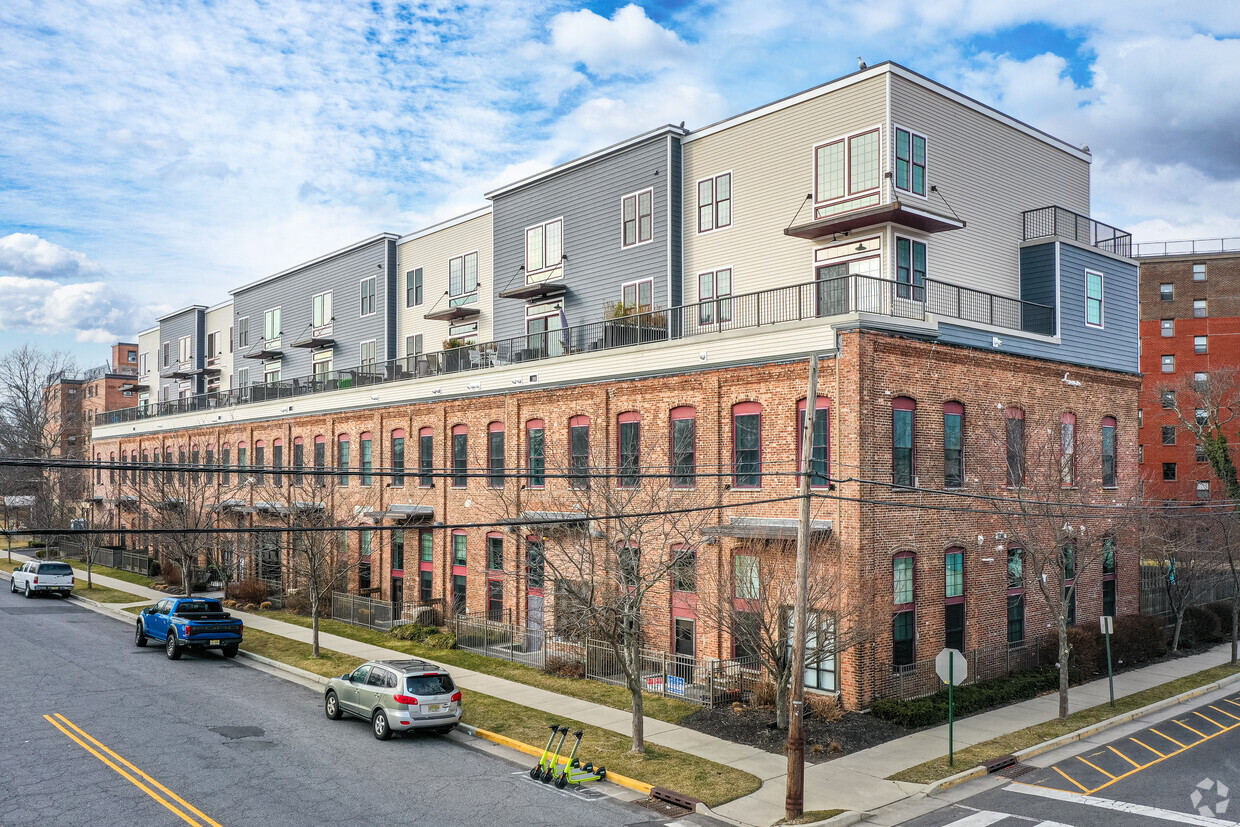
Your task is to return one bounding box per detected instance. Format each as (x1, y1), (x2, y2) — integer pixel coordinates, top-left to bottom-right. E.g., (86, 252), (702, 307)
(680, 705), (909, 764)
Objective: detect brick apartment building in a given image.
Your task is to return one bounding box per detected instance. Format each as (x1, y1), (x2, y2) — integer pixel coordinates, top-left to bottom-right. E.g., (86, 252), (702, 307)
(1136, 244), (1240, 502)
(87, 62), (1142, 706)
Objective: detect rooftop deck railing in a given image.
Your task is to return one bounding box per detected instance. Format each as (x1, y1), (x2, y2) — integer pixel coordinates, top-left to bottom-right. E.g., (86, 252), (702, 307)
(98, 274), (1053, 426)
(1022, 205), (1132, 257)
(1132, 238), (1240, 258)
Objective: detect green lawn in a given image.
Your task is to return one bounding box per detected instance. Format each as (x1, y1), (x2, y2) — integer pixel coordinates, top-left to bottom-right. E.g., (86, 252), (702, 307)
(247, 608), (700, 725)
(64, 559), (156, 589)
(889, 661), (1240, 784)
(74, 584), (144, 603)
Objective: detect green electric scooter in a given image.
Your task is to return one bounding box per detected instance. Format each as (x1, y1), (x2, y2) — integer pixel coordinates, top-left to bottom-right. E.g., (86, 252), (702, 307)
(552, 730), (606, 789)
(531, 725), (569, 782)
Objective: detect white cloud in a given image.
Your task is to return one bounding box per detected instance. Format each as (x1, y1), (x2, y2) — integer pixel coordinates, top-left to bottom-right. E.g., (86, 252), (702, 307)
(0, 275), (143, 341)
(0, 233), (102, 281)
(549, 4), (689, 77)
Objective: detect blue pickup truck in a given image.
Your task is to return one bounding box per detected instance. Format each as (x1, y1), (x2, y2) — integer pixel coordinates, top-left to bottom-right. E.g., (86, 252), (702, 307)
(135, 597), (244, 660)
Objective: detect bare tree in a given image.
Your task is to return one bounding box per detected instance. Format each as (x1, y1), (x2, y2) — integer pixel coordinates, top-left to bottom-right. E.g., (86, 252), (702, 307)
(975, 410), (1135, 719)
(1143, 512), (1218, 651)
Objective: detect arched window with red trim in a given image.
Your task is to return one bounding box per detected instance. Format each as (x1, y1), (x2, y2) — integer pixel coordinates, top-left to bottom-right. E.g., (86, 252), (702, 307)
(944, 547), (965, 652)
(732, 402), (762, 488)
(1060, 412), (1076, 488)
(359, 431), (373, 486)
(526, 419), (545, 488)
(892, 397), (916, 487)
(943, 401), (964, 488)
(108, 452), (116, 485)
(452, 425), (468, 487)
(617, 411), (641, 488)
(418, 427), (433, 487)
(312, 436), (325, 486)
(892, 551), (916, 666)
(487, 422), (505, 488)
(253, 439), (266, 484)
(336, 435), (349, 487)
(569, 415), (590, 488)
(451, 530), (468, 614)
(670, 406), (696, 488)
(272, 437), (284, 487)
(797, 396), (831, 488)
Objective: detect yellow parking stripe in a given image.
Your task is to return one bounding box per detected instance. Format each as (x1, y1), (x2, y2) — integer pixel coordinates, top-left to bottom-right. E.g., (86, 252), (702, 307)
(1129, 737), (1164, 758)
(1108, 746), (1141, 768)
(1075, 756), (1116, 779)
(1210, 705), (1240, 722)
(1224, 698), (1240, 710)
(44, 714), (222, 827)
(1173, 719), (1207, 739)
(1151, 728), (1187, 749)
(1053, 766), (1091, 793)
(1193, 710), (1225, 729)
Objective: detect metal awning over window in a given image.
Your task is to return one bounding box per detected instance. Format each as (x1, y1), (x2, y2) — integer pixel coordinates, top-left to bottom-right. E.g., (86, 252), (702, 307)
(370, 504), (435, 523)
(702, 517), (833, 540)
(514, 510), (592, 534)
(785, 201), (964, 241)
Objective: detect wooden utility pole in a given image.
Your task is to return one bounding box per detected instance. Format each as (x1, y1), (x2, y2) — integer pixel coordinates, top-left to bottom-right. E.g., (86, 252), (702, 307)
(786, 353), (819, 821)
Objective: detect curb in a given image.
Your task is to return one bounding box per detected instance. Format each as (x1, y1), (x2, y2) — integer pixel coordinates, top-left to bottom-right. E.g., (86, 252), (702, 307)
(462, 724), (654, 796)
(923, 669), (1240, 794)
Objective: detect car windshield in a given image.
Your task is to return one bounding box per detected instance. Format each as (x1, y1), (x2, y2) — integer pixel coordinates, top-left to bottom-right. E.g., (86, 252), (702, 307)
(39, 563), (73, 575)
(177, 601), (222, 613)
(406, 674), (455, 695)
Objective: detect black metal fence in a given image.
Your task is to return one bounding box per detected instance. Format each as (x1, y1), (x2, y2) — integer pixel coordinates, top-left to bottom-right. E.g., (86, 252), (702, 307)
(874, 641), (1044, 702)
(1022, 205), (1133, 257)
(1138, 563), (1236, 619)
(1132, 238), (1240, 258)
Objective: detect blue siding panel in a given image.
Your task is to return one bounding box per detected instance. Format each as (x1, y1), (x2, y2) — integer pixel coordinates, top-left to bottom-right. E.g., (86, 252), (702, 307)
(1019, 242), (1056, 311)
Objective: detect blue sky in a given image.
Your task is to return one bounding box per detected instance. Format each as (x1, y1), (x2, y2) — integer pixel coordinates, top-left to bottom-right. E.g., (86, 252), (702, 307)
(1, 0), (1237, 365)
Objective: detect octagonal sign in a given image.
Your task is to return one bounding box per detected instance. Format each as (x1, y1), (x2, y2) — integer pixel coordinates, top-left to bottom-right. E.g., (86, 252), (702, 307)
(935, 648), (967, 686)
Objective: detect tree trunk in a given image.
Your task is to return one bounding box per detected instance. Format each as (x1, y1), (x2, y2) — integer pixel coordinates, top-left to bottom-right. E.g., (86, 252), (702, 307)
(183, 559), (194, 598)
(775, 669), (790, 730)
(1057, 616), (1070, 720)
(624, 638), (646, 754)
(1171, 610), (1185, 652)
(312, 611), (321, 658)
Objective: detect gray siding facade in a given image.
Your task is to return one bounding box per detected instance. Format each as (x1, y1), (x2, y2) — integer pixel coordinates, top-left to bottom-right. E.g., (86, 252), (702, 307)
(490, 131), (681, 342)
(156, 306), (205, 400)
(229, 235), (398, 386)
(1019, 242), (1057, 310)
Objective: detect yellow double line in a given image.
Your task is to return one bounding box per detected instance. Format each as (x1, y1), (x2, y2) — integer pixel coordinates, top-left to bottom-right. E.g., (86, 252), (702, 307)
(43, 713), (222, 827)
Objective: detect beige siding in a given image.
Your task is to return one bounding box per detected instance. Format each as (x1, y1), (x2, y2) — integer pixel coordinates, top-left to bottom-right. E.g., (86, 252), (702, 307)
(682, 75), (888, 305)
(889, 75), (1091, 298)
(136, 327), (159, 392)
(396, 211), (493, 356)
(204, 303), (234, 391)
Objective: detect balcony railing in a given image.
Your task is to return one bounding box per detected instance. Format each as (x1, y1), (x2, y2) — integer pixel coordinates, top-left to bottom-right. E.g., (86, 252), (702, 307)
(1132, 237), (1240, 258)
(97, 274), (1053, 426)
(1022, 206), (1132, 257)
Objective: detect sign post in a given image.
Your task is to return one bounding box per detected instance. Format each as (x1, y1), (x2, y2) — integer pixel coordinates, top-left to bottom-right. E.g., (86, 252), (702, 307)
(935, 648), (967, 767)
(1100, 615), (1115, 708)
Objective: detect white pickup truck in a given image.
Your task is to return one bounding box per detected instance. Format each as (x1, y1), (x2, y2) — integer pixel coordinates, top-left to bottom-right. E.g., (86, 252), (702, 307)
(10, 560), (75, 598)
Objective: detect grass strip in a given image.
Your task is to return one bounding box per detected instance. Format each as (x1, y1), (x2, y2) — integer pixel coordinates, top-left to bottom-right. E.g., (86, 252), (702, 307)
(888, 661), (1240, 784)
(74, 584), (144, 603)
(227, 623), (759, 806)
(247, 608), (699, 725)
(64, 559), (157, 589)
(776, 810), (847, 825)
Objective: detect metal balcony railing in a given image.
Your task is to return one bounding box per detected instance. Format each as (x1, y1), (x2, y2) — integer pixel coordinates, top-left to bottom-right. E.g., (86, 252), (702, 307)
(1132, 238), (1240, 258)
(97, 274), (1053, 426)
(1022, 206), (1132, 257)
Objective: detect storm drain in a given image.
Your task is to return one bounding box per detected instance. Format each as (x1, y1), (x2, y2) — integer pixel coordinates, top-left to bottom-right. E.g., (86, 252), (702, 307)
(992, 762), (1037, 780)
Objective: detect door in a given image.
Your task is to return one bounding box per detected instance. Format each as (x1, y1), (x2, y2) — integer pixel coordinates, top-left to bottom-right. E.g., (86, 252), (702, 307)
(525, 593), (544, 653)
(391, 578), (404, 621)
(815, 264), (849, 317)
(359, 666), (389, 716)
(673, 618), (695, 683)
(340, 665), (370, 714)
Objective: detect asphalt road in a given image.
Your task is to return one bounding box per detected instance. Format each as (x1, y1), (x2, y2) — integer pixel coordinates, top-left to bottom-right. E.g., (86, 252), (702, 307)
(889, 687), (1240, 827)
(0, 585), (701, 827)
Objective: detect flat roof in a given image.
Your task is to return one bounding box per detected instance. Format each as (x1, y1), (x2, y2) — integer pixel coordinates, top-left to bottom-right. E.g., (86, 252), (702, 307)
(157, 305), (207, 322)
(397, 206), (492, 246)
(229, 232), (400, 296)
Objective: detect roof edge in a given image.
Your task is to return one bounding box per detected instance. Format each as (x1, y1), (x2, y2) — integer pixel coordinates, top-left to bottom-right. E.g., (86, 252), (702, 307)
(229, 232), (400, 296)
(397, 206), (492, 246)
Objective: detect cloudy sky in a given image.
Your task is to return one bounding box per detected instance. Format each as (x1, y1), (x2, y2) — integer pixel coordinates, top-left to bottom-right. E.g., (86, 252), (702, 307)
(1, 0), (1237, 364)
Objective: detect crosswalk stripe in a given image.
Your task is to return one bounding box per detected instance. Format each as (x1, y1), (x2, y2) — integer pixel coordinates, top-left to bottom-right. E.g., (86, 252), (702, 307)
(941, 812), (1008, 827)
(1031, 821), (1074, 827)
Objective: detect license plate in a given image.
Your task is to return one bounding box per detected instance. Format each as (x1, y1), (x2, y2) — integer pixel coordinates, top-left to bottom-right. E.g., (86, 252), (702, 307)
(429, 704), (446, 713)
(209, 640), (220, 645)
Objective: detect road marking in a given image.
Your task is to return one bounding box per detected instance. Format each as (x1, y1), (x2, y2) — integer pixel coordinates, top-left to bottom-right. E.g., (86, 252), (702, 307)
(1210, 705), (1240, 722)
(1052, 766), (1091, 793)
(1224, 698), (1240, 710)
(939, 812), (1008, 826)
(1194, 710), (1225, 729)
(1008, 782), (1240, 826)
(1107, 746), (1141, 768)
(44, 713), (222, 827)
(1174, 719), (1208, 739)
(1152, 727), (1188, 749)
(1075, 755), (1115, 779)
(1129, 737), (1164, 758)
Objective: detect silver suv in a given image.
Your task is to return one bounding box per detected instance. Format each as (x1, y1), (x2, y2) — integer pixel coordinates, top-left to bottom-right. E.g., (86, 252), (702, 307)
(324, 659), (462, 740)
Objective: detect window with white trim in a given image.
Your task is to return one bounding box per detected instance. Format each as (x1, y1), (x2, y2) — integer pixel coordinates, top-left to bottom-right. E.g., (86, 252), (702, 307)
(312, 291), (332, 328)
(525, 218), (563, 275)
(621, 279), (653, 314)
(1195, 335), (1208, 354)
(237, 317), (249, 348)
(895, 237), (926, 300)
(1085, 270), (1104, 327)
(1161, 319), (1174, 337)
(360, 340), (377, 368)
(621, 189), (653, 247)
(698, 268), (732, 325)
(1194, 299), (1208, 318)
(697, 172), (732, 233)
(264, 308), (281, 344)
(407, 267), (423, 307)
(449, 252), (479, 304)
(178, 336), (191, 362)
(894, 127), (926, 196)
(360, 276), (376, 316)
(1193, 263), (1207, 281)
(312, 350), (333, 375)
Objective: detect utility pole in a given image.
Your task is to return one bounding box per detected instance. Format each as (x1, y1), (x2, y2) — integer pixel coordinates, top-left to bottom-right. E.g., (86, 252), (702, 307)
(786, 353), (819, 822)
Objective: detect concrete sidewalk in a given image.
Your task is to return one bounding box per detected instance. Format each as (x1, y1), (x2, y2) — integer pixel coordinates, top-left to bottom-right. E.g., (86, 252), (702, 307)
(21, 553), (1240, 827)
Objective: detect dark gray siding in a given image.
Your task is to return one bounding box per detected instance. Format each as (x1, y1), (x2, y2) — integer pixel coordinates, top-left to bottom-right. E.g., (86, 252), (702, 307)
(668, 136), (683, 307)
(157, 307), (205, 399)
(939, 241), (1138, 374)
(1019, 242), (1056, 311)
(230, 237), (396, 385)
(491, 134), (678, 341)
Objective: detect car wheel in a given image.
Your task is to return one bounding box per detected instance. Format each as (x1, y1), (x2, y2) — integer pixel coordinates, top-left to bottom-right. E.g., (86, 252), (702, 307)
(222, 643), (238, 658)
(8, 579), (15, 593)
(24, 583), (33, 599)
(135, 622), (148, 647)
(372, 709), (392, 741)
(325, 691), (342, 720)
(165, 634), (182, 660)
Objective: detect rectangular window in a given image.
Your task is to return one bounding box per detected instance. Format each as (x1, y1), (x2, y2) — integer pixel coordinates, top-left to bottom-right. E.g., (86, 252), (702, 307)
(672, 548), (695, 593)
(1162, 425), (1176, 446)
(452, 575), (467, 615)
(1197, 407), (1209, 426)
(1196, 443), (1206, 463)
(943, 406), (963, 488)
(1195, 335), (1208, 354)
(253, 444), (265, 484)
(419, 569), (432, 602)
(733, 411), (761, 487)
(894, 127), (927, 196)
(945, 552), (963, 598)
(312, 291), (332, 328)
(1194, 299), (1208, 318)
(698, 269), (733, 325)
(407, 267), (423, 307)
(421, 531), (433, 563)
(1006, 412), (1025, 487)
(1007, 594), (1025, 644)
(894, 556), (914, 605)
(360, 436), (372, 486)
(697, 172), (732, 233)
(237, 446), (247, 482)
(526, 541), (544, 589)
(1160, 283), (1173, 301)
(1163, 462), (1177, 481)
(392, 435), (405, 486)
(621, 188), (653, 247)
(264, 308), (281, 344)
(621, 279), (654, 314)
(618, 420), (640, 488)
(453, 533), (467, 567)
(1085, 270), (1104, 327)
(944, 602), (964, 653)
(1193, 263), (1207, 281)
(671, 415), (696, 488)
(453, 432), (467, 487)
(487, 536), (503, 571)
(893, 404), (914, 487)
(1161, 390), (1175, 408)
(338, 439), (350, 487)
(895, 237), (926, 300)
(525, 218), (563, 274)
(237, 367), (250, 387)
(448, 252), (479, 300)
(1161, 319), (1174, 337)
(360, 340), (377, 368)
(892, 612), (915, 667)
(734, 554), (759, 600)
(528, 426), (545, 487)
(570, 423), (590, 488)
(360, 276), (376, 316)
(799, 406), (830, 488)
(406, 334), (423, 359)
(419, 433), (433, 487)
(487, 579), (503, 622)
(1197, 480), (1210, 500)
(488, 429), (504, 488)
(1060, 416), (1076, 487)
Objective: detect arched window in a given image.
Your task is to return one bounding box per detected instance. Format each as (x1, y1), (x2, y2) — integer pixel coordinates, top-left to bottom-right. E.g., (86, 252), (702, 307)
(451, 530), (468, 614)
(617, 412), (641, 488)
(1060, 412), (1076, 487)
(569, 415), (590, 488)
(272, 438), (284, 486)
(1005, 407), (1025, 487)
(732, 402), (762, 488)
(943, 402), (964, 488)
(359, 431), (373, 486)
(944, 548), (965, 652)
(797, 397), (831, 488)
(892, 397), (916, 487)
(292, 436), (305, 485)
(391, 429), (405, 486)
(220, 443), (231, 485)
(312, 436), (325, 486)
(670, 406), (696, 488)
(418, 427), (433, 487)
(892, 552), (916, 666)
(336, 435), (349, 487)
(253, 440), (266, 484)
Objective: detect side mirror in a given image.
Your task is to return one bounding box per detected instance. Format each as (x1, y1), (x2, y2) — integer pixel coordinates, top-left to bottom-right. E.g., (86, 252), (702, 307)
(341, 672), (352, 681)
(143, 607), (153, 615)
